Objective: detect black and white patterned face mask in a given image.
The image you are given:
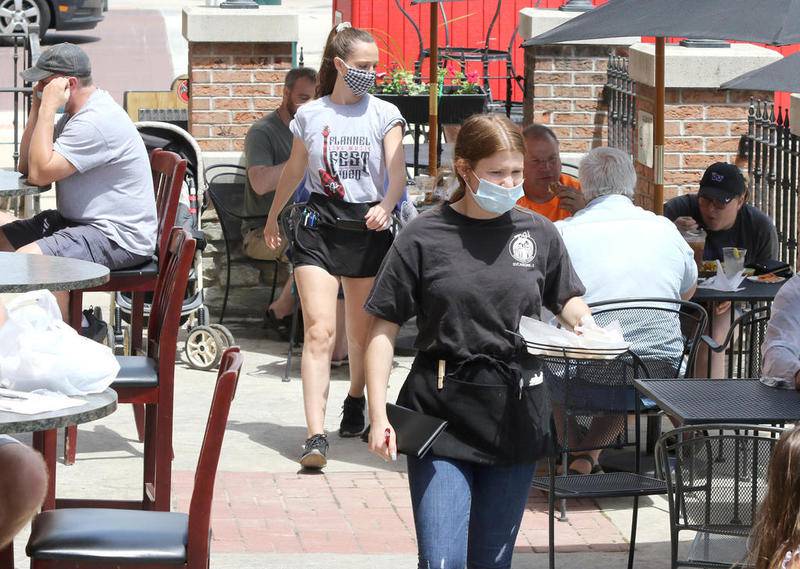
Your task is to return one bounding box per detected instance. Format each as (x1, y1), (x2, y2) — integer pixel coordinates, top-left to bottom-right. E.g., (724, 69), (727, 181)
(338, 59), (375, 97)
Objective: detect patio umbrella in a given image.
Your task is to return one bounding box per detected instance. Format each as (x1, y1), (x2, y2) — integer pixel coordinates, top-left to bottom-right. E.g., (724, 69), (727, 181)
(410, 0), (465, 177)
(523, 0), (800, 214)
(721, 51), (800, 92)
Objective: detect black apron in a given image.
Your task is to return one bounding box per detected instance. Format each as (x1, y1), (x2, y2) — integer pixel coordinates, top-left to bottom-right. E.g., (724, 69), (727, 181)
(396, 343), (554, 466)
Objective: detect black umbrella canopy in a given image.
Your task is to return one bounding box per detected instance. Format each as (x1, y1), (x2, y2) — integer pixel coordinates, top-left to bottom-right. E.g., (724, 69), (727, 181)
(523, 0), (800, 47)
(721, 51), (800, 91)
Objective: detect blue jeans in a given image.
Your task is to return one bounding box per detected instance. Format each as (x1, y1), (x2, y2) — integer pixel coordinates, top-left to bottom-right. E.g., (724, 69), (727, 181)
(407, 453), (536, 569)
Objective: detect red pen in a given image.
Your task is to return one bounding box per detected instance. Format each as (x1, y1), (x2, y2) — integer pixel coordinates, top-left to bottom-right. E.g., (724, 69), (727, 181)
(385, 428), (396, 461)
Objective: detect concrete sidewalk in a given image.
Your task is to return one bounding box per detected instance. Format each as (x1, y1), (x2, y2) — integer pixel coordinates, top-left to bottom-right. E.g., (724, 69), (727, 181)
(10, 322), (682, 568)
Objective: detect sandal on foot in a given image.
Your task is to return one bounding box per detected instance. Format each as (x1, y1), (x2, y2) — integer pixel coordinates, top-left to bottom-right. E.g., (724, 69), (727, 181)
(566, 454), (604, 475)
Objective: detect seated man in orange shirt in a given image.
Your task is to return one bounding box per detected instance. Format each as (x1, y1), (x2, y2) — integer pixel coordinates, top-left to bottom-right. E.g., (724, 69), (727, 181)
(517, 124), (585, 221)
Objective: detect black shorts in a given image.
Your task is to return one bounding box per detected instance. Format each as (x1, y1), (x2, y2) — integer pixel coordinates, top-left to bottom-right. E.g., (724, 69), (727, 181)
(292, 193), (393, 278)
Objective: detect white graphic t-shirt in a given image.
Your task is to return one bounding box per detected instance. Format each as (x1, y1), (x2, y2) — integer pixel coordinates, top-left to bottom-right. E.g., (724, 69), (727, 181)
(289, 94), (405, 203)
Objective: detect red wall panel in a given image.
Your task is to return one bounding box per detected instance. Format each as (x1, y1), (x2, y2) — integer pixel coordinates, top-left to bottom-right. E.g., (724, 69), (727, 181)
(332, 1), (606, 103)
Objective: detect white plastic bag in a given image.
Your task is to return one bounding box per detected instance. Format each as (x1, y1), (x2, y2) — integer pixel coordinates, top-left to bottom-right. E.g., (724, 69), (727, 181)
(0, 290), (119, 395)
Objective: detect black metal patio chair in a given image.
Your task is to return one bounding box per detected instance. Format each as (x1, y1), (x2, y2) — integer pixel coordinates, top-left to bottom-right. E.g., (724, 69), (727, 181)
(202, 164), (279, 323)
(698, 306), (771, 379)
(588, 298), (709, 453)
(532, 349), (667, 569)
(655, 424), (783, 569)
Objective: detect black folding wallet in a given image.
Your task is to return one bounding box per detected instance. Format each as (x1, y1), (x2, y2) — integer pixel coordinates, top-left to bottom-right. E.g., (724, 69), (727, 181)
(386, 403), (448, 459)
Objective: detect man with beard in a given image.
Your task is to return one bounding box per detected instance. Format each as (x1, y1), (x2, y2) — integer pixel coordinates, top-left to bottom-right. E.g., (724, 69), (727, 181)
(241, 68), (320, 339)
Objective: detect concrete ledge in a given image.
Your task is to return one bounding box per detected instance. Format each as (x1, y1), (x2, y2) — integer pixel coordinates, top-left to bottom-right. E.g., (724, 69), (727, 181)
(204, 150), (245, 169)
(791, 94), (800, 136)
(182, 6), (300, 43)
(519, 8), (638, 46)
(629, 42), (781, 89)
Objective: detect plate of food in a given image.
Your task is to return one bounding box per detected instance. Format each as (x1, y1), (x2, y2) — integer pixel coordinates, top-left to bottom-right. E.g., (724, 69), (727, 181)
(699, 260), (717, 278)
(746, 273), (786, 284)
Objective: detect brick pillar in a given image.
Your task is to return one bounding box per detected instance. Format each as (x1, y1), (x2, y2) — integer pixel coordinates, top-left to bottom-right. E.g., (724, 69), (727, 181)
(519, 8), (637, 155)
(182, 7), (300, 321)
(628, 42), (779, 210)
(188, 43), (293, 152)
(183, 7), (299, 153)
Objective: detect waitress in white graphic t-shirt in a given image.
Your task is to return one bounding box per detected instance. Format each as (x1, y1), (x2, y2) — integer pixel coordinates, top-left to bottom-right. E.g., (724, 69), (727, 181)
(264, 22), (406, 469)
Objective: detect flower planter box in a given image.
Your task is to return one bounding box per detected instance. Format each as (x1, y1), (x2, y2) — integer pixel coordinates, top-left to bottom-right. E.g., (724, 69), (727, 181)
(375, 87), (487, 125)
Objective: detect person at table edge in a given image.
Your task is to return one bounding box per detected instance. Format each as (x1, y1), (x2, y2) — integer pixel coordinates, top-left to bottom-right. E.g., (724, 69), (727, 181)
(0, 43), (157, 316)
(664, 162), (778, 265)
(516, 124), (585, 222)
(0, 302), (48, 549)
(762, 273), (800, 389)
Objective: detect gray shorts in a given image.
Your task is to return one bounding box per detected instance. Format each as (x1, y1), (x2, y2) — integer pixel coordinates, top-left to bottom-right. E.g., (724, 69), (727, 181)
(2, 210), (151, 270)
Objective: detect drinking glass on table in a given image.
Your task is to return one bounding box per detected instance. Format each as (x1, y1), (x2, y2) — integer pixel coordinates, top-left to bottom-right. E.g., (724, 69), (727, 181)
(722, 247), (746, 278)
(682, 228), (706, 272)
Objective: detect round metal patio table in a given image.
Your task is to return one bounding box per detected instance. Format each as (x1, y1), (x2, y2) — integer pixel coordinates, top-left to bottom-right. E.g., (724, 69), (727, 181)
(0, 251), (109, 292)
(0, 168), (50, 198)
(0, 389), (118, 435)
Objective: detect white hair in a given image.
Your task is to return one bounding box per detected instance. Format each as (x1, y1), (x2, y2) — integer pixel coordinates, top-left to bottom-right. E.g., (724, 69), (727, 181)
(578, 147), (637, 202)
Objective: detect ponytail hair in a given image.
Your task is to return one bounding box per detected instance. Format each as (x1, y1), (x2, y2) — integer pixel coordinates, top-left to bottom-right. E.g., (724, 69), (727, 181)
(449, 114), (525, 202)
(316, 23), (375, 99)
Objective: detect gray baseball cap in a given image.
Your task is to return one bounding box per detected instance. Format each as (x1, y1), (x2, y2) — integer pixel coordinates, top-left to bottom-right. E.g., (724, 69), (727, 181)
(20, 43), (91, 82)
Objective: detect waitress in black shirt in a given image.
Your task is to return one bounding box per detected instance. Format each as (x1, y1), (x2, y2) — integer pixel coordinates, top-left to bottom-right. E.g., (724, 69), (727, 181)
(363, 114), (590, 569)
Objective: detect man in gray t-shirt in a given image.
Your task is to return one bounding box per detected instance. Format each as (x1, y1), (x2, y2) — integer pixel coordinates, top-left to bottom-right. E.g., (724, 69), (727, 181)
(242, 67), (318, 333)
(1, 43), (156, 279)
(241, 67), (316, 261)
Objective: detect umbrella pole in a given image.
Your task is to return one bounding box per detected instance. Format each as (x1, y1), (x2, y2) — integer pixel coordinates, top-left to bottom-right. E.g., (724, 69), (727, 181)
(428, 2), (439, 178)
(654, 37), (665, 215)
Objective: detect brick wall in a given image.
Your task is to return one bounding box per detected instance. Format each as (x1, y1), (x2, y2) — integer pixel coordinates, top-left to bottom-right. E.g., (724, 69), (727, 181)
(524, 45), (628, 152)
(633, 85), (772, 207)
(188, 42), (294, 152)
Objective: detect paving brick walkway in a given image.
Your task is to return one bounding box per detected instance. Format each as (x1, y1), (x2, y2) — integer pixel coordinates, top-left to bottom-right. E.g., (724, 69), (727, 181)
(173, 470), (629, 556)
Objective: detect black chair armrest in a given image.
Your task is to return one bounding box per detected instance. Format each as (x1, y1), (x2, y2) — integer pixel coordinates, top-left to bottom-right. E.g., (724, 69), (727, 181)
(699, 334), (726, 353)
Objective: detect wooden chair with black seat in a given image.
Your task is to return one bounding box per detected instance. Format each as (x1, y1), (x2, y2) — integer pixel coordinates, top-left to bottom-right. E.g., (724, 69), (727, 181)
(26, 346), (244, 569)
(64, 149), (186, 465)
(57, 227), (197, 513)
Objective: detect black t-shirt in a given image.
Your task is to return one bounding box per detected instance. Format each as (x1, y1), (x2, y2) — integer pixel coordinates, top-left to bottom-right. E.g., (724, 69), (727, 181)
(365, 204), (586, 361)
(663, 194), (778, 265)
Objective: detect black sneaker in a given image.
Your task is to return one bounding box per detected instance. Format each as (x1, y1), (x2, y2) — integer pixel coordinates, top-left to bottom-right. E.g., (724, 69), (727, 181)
(81, 307), (108, 344)
(339, 395), (366, 438)
(300, 433), (328, 469)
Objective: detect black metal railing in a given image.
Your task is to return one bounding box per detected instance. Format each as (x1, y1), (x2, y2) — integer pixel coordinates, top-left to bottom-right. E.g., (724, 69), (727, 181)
(604, 54), (636, 159)
(745, 99), (798, 268)
(1, 27), (40, 170)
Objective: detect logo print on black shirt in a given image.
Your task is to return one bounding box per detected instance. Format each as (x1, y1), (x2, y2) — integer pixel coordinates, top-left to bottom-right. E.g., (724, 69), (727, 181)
(509, 231), (537, 267)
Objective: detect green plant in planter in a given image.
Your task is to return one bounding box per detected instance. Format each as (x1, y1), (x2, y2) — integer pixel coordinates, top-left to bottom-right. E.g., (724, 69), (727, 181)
(372, 62), (482, 96)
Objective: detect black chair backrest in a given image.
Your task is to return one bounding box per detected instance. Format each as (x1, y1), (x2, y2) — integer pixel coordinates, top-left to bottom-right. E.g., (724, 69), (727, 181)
(541, 350), (649, 457)
(655, 425), (782, 538)
(721, 306), (772, 379)
(588, 298), (708, 380)
(187, 346), (243, 564)
(203, 164), (251, 231)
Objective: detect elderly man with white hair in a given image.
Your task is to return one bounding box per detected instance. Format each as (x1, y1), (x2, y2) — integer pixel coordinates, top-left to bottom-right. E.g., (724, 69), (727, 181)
(553, 147), (698, 475)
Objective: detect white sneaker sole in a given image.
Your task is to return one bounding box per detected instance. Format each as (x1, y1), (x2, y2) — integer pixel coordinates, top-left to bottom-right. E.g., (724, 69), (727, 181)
(300, 449), (327, 469)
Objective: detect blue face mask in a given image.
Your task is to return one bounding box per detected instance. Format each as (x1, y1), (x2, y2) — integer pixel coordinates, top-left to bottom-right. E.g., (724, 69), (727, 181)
(466, 174), (524, 214)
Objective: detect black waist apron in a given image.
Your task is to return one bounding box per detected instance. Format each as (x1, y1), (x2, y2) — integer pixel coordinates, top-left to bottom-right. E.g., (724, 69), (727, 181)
(292, 192), (393, 278)
(396, 348), (554, 466)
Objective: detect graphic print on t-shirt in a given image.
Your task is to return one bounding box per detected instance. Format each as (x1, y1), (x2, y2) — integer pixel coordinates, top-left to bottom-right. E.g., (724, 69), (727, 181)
(318, 125), (371, 199)
(319, 125), (345, 198)
(509, 230), (537, 268)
